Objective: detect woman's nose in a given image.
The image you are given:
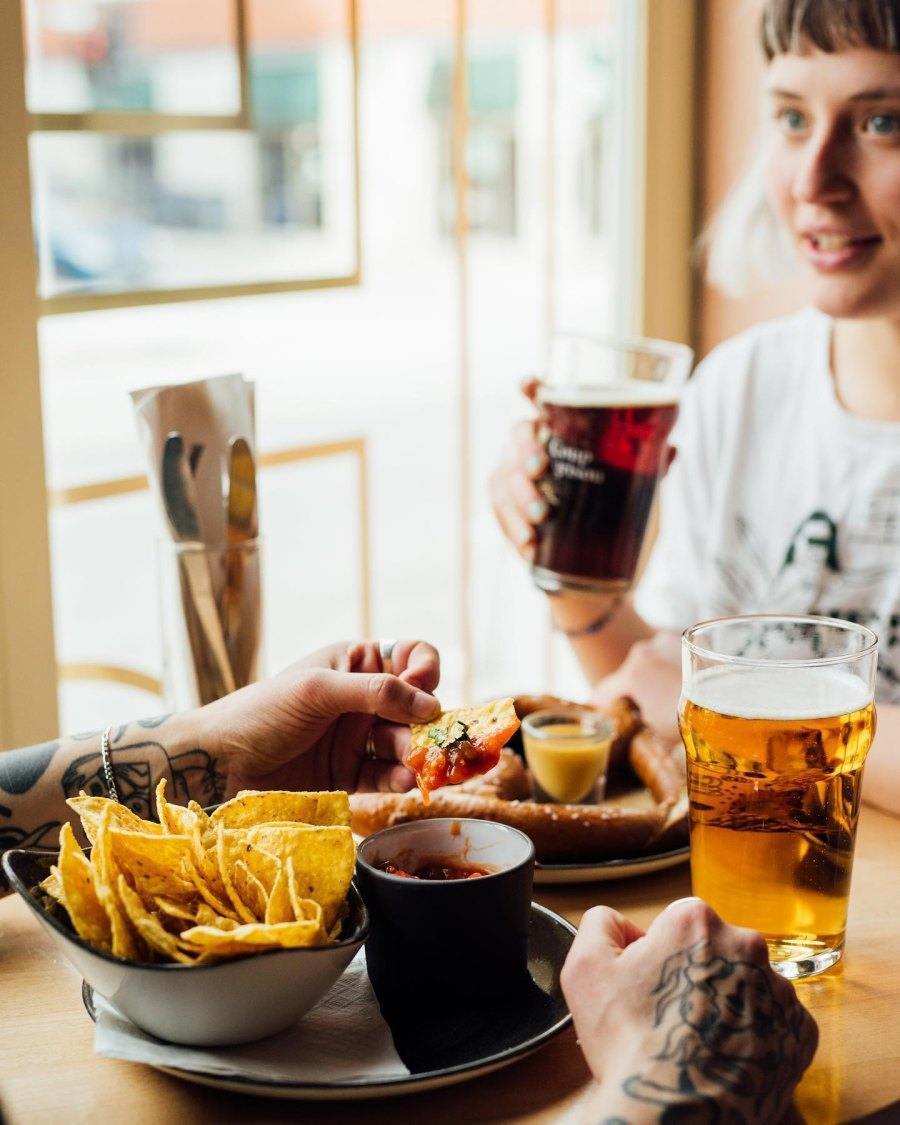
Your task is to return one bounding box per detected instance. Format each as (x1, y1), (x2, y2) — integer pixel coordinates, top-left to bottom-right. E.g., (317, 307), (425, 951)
(792, 131), (854, 205)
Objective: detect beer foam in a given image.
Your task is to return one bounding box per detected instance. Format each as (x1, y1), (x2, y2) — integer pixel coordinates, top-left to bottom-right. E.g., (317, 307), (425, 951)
(686, 665), (873, 720)
(538, 383), (680, 409)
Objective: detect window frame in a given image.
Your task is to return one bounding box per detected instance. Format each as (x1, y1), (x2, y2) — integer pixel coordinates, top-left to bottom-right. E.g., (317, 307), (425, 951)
(27, 0), (362, 314)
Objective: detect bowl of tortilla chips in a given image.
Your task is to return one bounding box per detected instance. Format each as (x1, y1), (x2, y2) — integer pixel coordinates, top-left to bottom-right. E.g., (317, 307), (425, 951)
(2, 784), (368, 1046)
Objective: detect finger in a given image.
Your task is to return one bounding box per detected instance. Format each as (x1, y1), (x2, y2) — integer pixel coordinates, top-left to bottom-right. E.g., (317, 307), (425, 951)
(644, 897), (724, 952)
(571, 906), (647, 967)
(356, 760), (417, 793)
(511, 418), (547, 479)
(340, 641), (366, 673)
(508, 467), (548, 526)
(490, 470), (538, 559)
(520, 376), (543, 404)
(365, 721), (410, 763)
(308, 668), (440, 725)
(391, 640), (440, 693)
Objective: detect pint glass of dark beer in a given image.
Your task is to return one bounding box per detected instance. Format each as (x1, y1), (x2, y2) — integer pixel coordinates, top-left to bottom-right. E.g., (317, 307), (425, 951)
(531, 333), (693, 595)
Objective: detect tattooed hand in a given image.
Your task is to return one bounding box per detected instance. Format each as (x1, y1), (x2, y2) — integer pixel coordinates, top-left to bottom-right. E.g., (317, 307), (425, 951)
(560, 898), (818, 1124)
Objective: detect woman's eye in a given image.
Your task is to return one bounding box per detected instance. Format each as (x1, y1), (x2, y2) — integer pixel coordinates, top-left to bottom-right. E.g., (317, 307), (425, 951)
(864, 113), (900, 136)
(776, 107), (807, 132)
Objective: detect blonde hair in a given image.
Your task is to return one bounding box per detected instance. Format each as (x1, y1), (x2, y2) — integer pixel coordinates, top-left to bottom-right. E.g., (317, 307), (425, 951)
(702, 140), (797, 298)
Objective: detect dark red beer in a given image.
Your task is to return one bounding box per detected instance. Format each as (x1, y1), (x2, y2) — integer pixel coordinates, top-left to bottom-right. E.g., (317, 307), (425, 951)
(532, 385), (679, 593)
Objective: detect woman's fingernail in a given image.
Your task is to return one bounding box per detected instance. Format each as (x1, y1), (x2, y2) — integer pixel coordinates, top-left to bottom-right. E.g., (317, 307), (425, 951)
(412, 692), (440, 719)
(528, 500), (547, 521)
(526, 454), (542, 475)
(517, 526), (533, 545)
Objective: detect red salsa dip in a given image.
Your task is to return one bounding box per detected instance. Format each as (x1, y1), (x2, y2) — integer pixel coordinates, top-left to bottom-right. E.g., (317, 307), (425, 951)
(377, 858), (494, 881)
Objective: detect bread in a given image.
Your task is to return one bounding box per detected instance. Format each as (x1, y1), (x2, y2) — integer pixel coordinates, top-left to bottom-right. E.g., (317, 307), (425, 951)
(350, 696), (687, 863)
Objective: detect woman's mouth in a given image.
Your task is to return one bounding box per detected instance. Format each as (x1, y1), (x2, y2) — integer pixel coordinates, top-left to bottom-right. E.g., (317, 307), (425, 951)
(801, 232), (882, 270)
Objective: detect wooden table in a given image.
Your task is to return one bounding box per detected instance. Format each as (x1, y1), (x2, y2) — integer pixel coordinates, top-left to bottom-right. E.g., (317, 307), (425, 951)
(1, 807), (898, 1125)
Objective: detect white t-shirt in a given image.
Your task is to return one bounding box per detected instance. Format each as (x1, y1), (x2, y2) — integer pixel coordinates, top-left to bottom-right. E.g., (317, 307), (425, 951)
(634, 308), (900, 703)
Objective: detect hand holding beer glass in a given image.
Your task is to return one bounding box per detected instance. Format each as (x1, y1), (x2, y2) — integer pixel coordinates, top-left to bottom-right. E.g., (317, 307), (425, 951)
(680, 615), (877, 979)
(531, 333), (693, 595)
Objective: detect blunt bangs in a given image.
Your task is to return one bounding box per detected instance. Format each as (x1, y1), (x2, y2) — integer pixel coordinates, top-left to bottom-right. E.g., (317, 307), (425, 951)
(761, 0), (900, 60)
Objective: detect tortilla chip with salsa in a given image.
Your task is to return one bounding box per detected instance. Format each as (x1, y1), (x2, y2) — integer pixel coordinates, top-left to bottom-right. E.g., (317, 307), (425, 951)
(407, 697), (520, 803)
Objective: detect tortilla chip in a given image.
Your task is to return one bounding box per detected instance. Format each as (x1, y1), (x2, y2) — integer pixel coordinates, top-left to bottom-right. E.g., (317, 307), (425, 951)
(264, 867), (295, 925)
(117, 877), (195, 963)
(57, 822), (112, 950)
(39, 864), (63, 902)
(180, 918), (326, 955)
(233, 860), (268, 921)
(182, 854), (241, 922)
(246, 824), (355, 929)
(67, 793), (161, 845)
(91, 806), (143, 960)
(214, 823), (257, 924)
(211, 790), (350, 829)
(155, 778), (200, 835)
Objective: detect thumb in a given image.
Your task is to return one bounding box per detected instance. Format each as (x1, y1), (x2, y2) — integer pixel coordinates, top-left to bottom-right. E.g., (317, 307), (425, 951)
(309, 668), (440, 726)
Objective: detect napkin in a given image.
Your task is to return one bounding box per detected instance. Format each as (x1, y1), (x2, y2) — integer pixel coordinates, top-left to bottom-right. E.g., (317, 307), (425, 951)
(93, 951), (410, 1083)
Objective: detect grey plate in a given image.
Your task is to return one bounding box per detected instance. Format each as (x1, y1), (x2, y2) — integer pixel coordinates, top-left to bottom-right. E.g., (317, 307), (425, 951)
(82, 901), (575, 1101)
(534, 845), (690, 885)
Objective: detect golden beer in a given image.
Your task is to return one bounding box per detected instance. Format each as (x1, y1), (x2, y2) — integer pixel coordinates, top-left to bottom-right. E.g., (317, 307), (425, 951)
(680, 663), (875, 976)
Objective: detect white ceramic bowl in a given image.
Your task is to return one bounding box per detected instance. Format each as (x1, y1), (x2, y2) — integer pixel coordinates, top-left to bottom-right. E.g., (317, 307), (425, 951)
(3, 848), (368, 1046)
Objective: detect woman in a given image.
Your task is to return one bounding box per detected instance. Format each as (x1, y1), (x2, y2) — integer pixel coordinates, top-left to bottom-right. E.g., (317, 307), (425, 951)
(490, 0), (900, 814)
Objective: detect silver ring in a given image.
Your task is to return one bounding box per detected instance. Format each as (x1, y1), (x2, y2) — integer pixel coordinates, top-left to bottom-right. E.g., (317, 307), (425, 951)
(378, 638), (396, 675)
(364, 728), (379, 761)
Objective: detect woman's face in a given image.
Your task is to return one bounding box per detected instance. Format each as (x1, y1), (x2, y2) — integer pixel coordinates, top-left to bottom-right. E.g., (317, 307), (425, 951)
(766, 47), (900, 320)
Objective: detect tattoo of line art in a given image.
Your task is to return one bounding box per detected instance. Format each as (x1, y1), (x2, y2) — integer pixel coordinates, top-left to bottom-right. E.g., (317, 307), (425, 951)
(618, 939), (811, 1123)
(60, 735), (225, 818)
(0, 741), (60, 796)
(0, 805), (61, 891)
(136, 714), (173, 729)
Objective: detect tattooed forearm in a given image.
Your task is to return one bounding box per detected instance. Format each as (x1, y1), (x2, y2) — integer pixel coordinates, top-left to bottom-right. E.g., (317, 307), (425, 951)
(611, 939), (810, 1123)
(60, 739), (225, 816)
(0, 714), (226, 895)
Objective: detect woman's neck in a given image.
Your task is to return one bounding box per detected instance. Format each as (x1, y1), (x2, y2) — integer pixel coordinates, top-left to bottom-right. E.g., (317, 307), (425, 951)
(831, 318), (900, 422)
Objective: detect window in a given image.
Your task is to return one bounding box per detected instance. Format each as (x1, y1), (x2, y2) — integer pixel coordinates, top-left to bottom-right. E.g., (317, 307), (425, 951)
(0, 1), (697, 742)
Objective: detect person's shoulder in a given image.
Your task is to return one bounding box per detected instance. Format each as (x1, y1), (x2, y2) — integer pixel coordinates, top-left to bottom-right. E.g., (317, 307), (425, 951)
(689, 308), (825, 402)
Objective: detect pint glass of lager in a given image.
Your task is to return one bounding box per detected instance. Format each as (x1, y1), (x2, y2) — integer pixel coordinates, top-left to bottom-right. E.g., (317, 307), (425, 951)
(680, 615), (878, 979)
(531, 333), (692, 595)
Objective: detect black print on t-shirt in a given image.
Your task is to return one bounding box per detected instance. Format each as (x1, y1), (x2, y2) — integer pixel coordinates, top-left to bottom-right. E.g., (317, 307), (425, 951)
(713, 507), (900, 703)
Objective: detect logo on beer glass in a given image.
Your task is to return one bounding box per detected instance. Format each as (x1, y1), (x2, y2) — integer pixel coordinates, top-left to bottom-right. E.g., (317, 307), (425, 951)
(531, 334), (691, 596)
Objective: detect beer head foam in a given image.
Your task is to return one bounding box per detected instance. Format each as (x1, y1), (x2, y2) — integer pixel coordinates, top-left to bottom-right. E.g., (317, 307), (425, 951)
(538, 383), (680, 409)
(687, 665), (873, 720)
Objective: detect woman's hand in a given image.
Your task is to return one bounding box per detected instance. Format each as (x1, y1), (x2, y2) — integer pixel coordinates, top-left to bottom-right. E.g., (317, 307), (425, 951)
(202, 640), (441, 797)
(561, 898), (818, 1124)
(592, 632), (682, 741)
(488, 378), (548, 561)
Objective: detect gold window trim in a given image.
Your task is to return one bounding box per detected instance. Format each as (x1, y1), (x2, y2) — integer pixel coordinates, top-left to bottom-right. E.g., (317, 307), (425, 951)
(31, 0), (362, 315)
(55, 437), (371, 699)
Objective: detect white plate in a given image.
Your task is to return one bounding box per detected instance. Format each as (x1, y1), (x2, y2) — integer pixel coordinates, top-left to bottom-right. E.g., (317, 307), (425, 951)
(83, 901), (575, 1101)
(533, 845), (690, 885)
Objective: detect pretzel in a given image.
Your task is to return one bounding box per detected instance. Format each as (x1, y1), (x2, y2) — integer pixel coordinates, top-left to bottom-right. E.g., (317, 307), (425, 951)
(350, 696), (687, 863)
